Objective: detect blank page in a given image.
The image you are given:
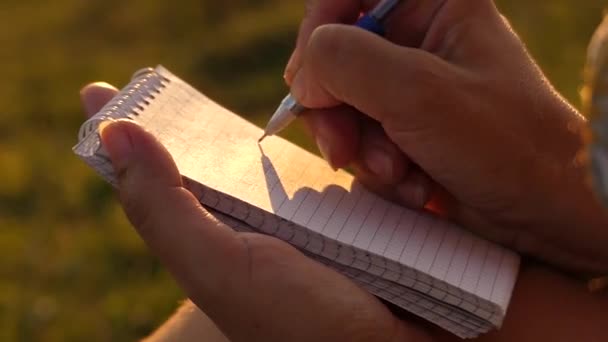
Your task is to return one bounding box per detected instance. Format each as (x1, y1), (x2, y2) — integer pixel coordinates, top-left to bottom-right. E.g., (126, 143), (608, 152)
(74, 66), (520, 321)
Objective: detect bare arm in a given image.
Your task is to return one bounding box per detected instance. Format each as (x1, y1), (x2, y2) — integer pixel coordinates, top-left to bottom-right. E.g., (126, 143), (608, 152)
(142, 301), (228, 342)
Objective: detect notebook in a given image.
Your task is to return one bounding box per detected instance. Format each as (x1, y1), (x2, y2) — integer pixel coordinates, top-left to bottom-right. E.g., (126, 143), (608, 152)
(73, 66), (520, 339)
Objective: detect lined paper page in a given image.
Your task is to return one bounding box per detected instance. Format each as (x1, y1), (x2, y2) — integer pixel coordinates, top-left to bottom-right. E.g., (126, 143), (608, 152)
(74, 66), (520, 320)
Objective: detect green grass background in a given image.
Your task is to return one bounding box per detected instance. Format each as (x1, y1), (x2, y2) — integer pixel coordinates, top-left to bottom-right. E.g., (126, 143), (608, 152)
(0, 1), (605, 340)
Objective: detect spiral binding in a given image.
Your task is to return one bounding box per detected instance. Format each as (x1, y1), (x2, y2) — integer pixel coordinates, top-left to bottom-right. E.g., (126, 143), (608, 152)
(78, 67), (171, 141)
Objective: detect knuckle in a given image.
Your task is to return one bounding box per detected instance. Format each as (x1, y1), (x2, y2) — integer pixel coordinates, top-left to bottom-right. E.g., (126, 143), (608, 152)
(405, 57), (457, 105)
(118, 177), (158, 238)
(407, 57), (441, 89)
(307, 24), (344, 66)
(121, 192), (155, 237)
(304, 0), (316, 16)
(238, 233), (294, 264)
(235, 233), (300, 283)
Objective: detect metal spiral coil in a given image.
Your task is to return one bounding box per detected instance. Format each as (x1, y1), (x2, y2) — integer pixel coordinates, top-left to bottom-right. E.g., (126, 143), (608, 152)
(77, 67), (170, 141)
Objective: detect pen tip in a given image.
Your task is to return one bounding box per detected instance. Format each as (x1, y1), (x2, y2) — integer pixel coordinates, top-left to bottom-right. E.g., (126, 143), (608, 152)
(258, 134), (267, 143)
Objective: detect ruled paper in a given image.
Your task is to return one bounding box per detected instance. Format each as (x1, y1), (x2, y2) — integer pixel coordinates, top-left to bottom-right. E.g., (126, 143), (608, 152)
(74, 66), (520, 331)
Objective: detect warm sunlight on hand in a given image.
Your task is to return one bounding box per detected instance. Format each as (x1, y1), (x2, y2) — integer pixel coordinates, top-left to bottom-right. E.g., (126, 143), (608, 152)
(79, 81), (608, 342)
(79, 83), (434, 342)
(285, 0), (608, 276)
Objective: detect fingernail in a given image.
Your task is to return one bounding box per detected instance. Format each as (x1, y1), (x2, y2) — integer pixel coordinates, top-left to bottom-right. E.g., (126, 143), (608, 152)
(397, 181), (429, 209)
(364, 147), (394, 181)
(99, 120), (134, 166)
(81, 87), (102, 117)
(290, 71), (306, 104)
(316, 134), (337, 171)
(80, 82), (118, 116)
(284, 51), (298, 85)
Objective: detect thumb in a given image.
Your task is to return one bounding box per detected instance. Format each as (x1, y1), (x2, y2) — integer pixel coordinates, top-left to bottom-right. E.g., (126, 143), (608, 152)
(290, 24), (455, 126)
(100, 119), (185, 224)
(99, 119), (244, 299)
(98, 120), (433, 342)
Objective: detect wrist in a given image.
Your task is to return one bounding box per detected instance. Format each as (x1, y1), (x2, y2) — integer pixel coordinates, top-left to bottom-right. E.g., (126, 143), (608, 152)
(143, 300), (228, 342)
(521, 99), (608, 275)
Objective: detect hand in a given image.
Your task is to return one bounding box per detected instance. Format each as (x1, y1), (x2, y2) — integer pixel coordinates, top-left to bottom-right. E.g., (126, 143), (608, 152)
(79, 83), (608, 342)
(285, 0), (608, 275)
(79, 83), (434, 342)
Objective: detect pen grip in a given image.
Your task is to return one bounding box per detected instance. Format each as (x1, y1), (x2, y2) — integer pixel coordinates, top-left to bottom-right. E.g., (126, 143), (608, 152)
(355, 14), (385, 36)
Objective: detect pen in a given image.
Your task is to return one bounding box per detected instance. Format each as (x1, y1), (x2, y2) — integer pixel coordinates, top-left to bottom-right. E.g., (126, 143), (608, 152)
(258, 0), (403, 143)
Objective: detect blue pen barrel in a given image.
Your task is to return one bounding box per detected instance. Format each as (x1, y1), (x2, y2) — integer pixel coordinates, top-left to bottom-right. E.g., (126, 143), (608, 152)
(355, 14), (385, 36)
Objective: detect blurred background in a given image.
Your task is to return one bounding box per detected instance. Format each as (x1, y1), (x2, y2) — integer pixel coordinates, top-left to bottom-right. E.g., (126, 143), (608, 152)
(0, 0), (605, 341)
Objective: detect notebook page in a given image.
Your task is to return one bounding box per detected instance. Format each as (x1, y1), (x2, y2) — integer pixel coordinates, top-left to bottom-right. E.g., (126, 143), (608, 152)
(74, 66), (520, 320)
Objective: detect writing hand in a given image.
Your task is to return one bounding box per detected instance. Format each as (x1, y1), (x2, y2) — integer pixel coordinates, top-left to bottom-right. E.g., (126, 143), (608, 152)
(286, 0), (608, 275)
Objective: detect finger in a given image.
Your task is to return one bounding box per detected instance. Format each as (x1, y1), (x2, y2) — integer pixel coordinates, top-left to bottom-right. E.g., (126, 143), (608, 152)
(285, 0), (468, 84)
(284, 0), (370, 84)
(302, 105), (410, 181)
(395, 167), (434, 209)
(80, 82), (119, 117)
(300, 105), (361, 169)
(352, 161), (433, 210)
(290, 24), (456, 127)
(352, 160), (400, 203)
(357, 119), (409, 183)
(384, 0), (446, 47)
(303, 106), (416, 203)
(99, 119), (247, 305)
(382, 0), (495, 49)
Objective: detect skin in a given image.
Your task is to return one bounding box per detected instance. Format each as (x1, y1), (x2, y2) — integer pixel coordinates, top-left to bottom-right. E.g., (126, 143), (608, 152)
(79, 0), (608, 340)
(287, 0), (608, 275)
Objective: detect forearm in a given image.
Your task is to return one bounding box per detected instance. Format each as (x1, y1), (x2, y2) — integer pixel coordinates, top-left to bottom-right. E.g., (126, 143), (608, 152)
(477, 262), (608, 342)
(142, 300), (229, 342)
(538, 107), (608, 275)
